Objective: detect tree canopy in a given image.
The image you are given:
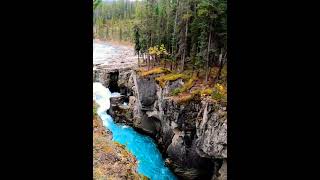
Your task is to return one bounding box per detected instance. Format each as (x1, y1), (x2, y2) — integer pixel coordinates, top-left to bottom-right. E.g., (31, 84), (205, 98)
(93, 0), (227, 82)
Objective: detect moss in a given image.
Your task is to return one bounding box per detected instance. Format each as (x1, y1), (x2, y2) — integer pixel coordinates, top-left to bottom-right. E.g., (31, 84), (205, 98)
(175, 93), (195, 104)
(191, 89), (201, 96)
(139, 67), (171, 77)
(200, 88), (213, 96)
(171, 88), (182, 96)
(155, 73), (188, 88)
(171, 76), (197, 95)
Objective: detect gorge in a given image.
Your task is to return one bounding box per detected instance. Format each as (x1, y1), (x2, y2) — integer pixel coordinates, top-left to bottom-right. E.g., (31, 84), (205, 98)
(93, 41), (227, 180)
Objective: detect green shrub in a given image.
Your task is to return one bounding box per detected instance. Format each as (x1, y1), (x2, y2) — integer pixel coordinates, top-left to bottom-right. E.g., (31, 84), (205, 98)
(171, 88), (182, 95)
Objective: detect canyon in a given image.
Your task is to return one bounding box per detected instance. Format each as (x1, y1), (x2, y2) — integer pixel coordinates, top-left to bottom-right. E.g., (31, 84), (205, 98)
(93, 41), (227, 180)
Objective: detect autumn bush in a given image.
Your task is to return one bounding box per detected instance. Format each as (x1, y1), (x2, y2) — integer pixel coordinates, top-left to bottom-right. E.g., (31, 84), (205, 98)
(211, 83), (227, 102)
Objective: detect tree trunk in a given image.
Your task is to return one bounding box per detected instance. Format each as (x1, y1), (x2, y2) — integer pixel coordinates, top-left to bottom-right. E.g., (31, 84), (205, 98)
(172, 0), (179, 54)
(205, 31), (212, 83)
(181, 18), (188, 72)
(143, 53), (146, 64)
(192, 64), (195, 76)
(147, 54), (150, 70)
(138, 51), (140, 67)
(214, 49), (225, 84)
(181, 49), (185, 72)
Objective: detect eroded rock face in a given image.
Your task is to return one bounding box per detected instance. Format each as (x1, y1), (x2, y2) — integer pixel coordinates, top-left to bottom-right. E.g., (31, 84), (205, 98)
(93, 67), (134, 92)
(215, 159), (227, 180)
(128, 71), (227, 179)
(93, 68), (111, 88)
(196, 104), (227, 158)
(135, 76), (157, 109)
(100, 69), (227, 180)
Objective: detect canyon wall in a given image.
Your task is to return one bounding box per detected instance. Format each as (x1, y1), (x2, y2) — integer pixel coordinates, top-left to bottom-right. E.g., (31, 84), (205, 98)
(93, 68), (227, 180)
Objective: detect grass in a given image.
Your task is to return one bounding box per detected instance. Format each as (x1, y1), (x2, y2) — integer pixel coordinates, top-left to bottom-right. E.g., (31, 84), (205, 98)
(139, 67), (171, 77)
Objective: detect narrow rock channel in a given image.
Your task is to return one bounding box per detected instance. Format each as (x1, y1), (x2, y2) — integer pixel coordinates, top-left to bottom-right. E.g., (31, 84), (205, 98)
(93, 41), (227, 180)
(93, 82), (177, 180)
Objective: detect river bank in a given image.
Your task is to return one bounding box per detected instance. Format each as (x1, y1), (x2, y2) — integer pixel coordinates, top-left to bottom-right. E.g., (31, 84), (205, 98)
(94, 39), (134, 48)
(93, 83), (177, 180)
(93, 102), (148, 180)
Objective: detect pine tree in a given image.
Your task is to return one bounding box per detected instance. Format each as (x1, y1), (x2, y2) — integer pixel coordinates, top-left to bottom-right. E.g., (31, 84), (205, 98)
(133, 25), (141, 66)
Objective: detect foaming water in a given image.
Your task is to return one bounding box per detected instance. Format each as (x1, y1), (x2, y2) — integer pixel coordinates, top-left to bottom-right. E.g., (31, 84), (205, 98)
(93, 82), (177, 180)
(93, 43), (119, 64)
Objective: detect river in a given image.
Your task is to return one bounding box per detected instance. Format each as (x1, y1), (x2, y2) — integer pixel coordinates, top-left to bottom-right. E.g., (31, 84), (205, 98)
(93, 41), (138, 70)
(93, 42), (176, 180)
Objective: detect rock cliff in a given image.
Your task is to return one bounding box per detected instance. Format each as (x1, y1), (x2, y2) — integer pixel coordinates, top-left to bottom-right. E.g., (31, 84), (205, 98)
(93, 68), (227, 180)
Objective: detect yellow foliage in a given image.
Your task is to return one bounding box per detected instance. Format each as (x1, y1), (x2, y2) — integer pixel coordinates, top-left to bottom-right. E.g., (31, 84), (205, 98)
(159, 44), (169, 55)
(216, 83), (224, 92)
(148, 44), (169, 56)
(211, 83), (227, 102)
(148, 46), (158, 55)
(200, 88), (213, 96)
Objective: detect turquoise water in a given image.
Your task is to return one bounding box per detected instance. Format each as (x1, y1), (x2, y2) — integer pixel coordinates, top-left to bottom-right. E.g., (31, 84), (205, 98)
(93, 82), (177, 180)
